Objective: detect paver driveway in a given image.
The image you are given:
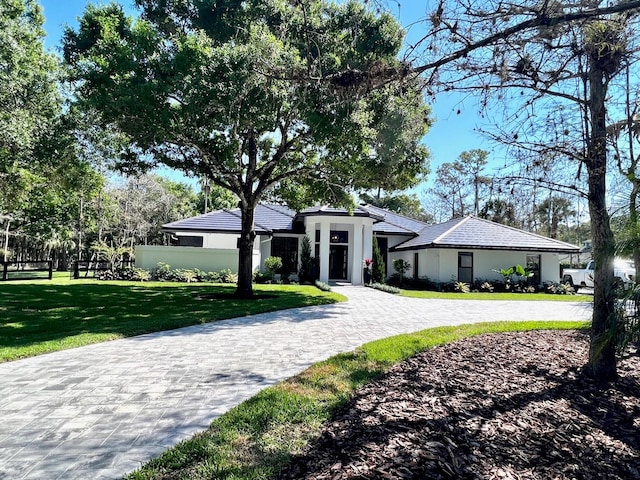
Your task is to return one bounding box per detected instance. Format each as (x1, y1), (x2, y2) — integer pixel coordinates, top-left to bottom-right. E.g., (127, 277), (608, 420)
(0, 286), (592, 479)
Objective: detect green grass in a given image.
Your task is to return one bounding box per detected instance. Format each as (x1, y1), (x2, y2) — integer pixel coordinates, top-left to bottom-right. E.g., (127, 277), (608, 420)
(0, 278), (344, 362)
(126, 320), (589, 480)
(399, 289), (593, 302)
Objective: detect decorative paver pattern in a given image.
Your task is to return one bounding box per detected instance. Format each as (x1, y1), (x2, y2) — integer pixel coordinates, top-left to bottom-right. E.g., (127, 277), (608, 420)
(0, 287), (592, 479)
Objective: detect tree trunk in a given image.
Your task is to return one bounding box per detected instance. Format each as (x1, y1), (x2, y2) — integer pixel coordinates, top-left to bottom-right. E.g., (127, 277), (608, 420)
(235, 200), (256, 298)
(3, 219), (10, 262)
(584, 64), (618, 382)
(630, 182), (640, 282)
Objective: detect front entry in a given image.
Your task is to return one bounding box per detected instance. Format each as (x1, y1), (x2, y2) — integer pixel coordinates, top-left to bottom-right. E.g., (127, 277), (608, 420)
(329, 245), (348, 280)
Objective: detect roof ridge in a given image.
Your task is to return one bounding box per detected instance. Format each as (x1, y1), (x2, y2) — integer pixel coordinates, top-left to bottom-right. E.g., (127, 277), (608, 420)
(261, 203), (296, 218)
(471, 216), (580, 247)
(362, 204), (428, 233)
(226, 208), (273, 233)
(432, 216), (470, 243)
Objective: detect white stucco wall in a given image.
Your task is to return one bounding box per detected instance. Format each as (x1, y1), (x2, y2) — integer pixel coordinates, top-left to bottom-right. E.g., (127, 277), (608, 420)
(135, 245), (260, 273)
(389, 248), (562, 284)
(385, 235), (413, 249)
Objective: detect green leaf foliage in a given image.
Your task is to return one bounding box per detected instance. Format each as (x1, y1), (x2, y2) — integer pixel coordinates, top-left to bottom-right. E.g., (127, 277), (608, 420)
(63, 0), (431, 295)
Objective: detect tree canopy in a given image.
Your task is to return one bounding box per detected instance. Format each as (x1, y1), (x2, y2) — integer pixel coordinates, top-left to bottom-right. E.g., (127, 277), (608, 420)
(0, 0), (67, 261)
(63, 0), (431, 296)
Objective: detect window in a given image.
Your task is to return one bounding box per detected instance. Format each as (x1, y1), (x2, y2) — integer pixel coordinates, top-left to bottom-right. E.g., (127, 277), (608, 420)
(271, 237), (299, 274)
(330, 231), (348, 244)
(376, 236), (388, 271)
(413, 252), (419, 280)
(315, 230), (349, 243)
(177, 236), (203, 247)
(526, 254), (541, 286)
(458, 252), (473, 284)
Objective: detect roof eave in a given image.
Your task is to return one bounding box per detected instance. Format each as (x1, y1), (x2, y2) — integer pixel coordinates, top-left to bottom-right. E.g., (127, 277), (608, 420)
(161, 227), (271, 235)
(391, 243), (580, 253)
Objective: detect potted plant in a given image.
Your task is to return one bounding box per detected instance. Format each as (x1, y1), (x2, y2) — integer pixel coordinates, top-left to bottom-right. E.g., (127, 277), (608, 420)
(363, 258), (372, 285)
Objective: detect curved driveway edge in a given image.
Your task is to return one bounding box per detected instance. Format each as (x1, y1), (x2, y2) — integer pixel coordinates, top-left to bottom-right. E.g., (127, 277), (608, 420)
(0, 287), (592, 479)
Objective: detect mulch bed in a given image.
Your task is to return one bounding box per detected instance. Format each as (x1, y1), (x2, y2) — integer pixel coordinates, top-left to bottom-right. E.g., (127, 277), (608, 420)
(280, 330), (640, 480)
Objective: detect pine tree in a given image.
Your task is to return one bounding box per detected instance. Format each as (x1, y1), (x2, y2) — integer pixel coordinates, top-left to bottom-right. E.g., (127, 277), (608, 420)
(298, 235), (313, 284)
(372, 235), (385, 283)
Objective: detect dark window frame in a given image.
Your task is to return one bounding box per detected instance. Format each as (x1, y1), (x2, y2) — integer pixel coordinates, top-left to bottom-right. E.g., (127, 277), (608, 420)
(330, 230), (349, 244)
(271, 237), (299, 274)
(177, 236), (204, 247)
(458, 252), (473, 284)
(526, 254), (541, 286)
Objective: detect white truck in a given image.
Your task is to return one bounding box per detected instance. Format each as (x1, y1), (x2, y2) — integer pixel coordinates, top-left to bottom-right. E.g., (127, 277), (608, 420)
(561, 258), (635, 288)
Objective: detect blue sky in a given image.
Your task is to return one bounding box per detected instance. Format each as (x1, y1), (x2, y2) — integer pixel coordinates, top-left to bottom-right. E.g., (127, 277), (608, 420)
(39, 0), (493, 193)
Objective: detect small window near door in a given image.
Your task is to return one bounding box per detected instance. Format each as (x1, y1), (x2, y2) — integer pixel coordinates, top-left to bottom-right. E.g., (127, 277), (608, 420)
(458, 252), (473, 284)
(526, 254), (541, 286)
(413, 252), (419, 280)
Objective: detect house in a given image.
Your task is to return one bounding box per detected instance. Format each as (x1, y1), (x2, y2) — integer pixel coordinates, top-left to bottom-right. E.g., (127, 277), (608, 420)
(134, 204), (580, 286)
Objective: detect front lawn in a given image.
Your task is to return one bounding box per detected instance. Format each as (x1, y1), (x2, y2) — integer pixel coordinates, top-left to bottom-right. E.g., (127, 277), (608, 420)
(399, 288), (593, 301)
(0, 278), (344, 362)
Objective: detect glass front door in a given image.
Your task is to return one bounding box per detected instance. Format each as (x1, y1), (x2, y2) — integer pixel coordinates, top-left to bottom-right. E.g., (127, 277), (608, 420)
(329, 245), (348, 280)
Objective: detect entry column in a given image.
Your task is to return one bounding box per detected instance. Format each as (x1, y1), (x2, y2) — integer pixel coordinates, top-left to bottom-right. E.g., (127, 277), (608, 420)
(318, 220), (330, 283)
(351, 221), (363, 285)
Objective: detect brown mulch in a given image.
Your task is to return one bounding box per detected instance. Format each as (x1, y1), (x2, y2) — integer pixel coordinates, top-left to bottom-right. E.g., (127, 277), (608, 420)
(279, 330), (640, 480)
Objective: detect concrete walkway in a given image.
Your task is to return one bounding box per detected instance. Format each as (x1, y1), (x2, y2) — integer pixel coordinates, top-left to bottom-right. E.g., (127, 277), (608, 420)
(0, 287), (592, 479)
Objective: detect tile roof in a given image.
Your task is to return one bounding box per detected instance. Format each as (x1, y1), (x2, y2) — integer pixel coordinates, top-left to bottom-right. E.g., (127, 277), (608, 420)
(361, 204), (428, 235)
(392, 216), (580, 253)
(162, 204), (297, 234)
(163, 204), (579, 255)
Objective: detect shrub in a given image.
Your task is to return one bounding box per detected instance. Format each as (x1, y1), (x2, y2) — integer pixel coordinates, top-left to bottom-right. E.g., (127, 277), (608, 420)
(298, 236), (314, 284)
(219, 269), (234, 283)
(545, 281), (576, 295)
(100, 262), (239, 284)
(202, 271), (218, 282)
(96, 266), (151, 281)
(392, 259), (411, 286)
(175, 269), (198, 283)
(387, 275), (436, 291)
(372, 236), (385, 284)
(370, 282), (400, 294)
(226, 272), (238, 284)
(254, 271), (271, 284)
(314, 280), (332, 292)
(192, 268), (206, 282)
(128, 267), (151, 281)
(264, 256), (283, 281)
(153, 262), (174, 281)
(454, 281), (470, 293)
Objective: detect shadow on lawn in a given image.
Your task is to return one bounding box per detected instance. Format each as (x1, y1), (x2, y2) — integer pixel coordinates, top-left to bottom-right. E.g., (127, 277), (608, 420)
(0, 282), (340, 353)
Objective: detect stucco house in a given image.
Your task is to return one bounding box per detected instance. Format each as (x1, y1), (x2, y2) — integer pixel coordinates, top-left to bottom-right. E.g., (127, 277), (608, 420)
(135, 203), (580, 286)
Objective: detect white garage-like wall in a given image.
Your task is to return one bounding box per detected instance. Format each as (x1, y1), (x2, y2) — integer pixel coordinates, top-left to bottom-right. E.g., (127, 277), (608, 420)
(388, 248), (562, 284)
